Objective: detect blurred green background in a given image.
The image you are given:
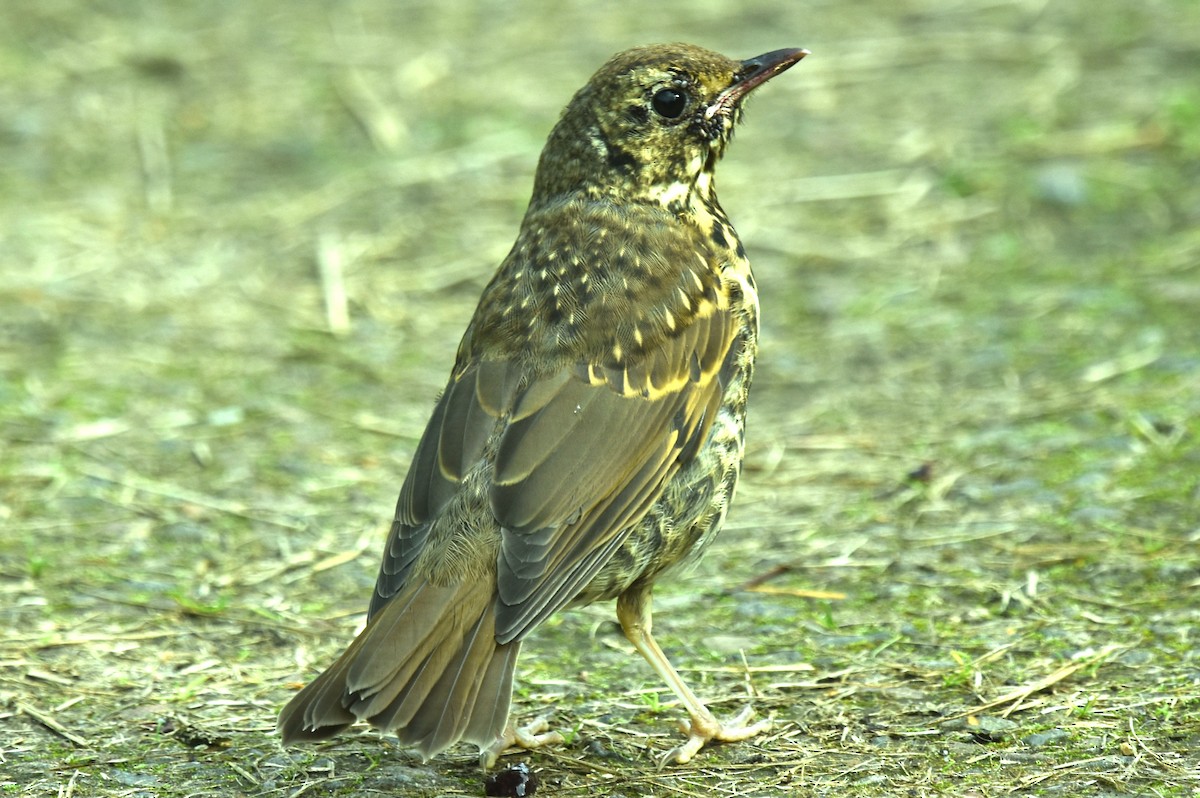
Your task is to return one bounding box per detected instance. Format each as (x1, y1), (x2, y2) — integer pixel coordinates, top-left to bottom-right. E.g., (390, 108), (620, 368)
(2, 1), (1198, 796)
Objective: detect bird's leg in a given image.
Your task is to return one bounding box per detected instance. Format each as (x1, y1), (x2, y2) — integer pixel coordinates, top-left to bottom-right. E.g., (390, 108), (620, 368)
(617, 587), (769, 767)
(479, 715), (564, 769)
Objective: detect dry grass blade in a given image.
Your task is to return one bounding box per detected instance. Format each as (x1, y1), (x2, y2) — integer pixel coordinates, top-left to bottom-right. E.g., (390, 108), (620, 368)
(332, 69), (407, 153)
(945, 644), (1127, 720)
(744, 585), (848, 600)
(317, 230), (352, 336)
(16, 702), (91, 748)
(76, 465), (306, 531)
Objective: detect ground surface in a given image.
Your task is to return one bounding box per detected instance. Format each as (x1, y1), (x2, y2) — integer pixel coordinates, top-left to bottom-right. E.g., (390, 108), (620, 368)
(2, 1), (1199, 796)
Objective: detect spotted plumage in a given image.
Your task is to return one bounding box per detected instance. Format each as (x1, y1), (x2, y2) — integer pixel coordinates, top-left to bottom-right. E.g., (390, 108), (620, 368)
(278, 42), (807, 768)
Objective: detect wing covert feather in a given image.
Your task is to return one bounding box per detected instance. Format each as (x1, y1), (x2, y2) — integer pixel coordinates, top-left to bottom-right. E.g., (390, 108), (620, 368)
(368, 299), (738, 644)
(370, 364), (513, 617)
(491, 307), (737, 642)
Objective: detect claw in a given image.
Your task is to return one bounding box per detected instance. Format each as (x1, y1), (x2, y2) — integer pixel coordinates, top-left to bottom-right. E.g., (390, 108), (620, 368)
(658, 705), (770, 767)
(480, 715), (565, 769)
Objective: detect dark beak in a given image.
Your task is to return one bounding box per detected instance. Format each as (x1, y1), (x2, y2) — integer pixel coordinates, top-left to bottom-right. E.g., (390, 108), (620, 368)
(709, 47), (809, 117)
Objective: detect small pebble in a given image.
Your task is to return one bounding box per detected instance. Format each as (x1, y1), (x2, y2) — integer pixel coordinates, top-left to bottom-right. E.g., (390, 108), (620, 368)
(1023, 728), (1069, 748)
(1035, 162), (1087, 206)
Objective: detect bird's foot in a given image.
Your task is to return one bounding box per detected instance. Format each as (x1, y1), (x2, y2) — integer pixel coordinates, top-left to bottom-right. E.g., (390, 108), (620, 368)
(658, 705), (769, 768)
(479, 715), (565, 769)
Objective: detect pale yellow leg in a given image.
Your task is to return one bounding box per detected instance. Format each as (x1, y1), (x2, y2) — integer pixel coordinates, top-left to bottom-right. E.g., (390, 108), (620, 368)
(617, 587), (769, 767)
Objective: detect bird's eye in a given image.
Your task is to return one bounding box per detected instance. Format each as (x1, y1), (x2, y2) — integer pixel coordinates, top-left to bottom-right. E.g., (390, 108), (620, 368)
(651, 88), (687, 119)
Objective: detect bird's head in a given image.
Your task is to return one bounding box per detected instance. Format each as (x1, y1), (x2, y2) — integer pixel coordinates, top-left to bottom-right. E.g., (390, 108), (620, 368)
(531, 43), (808, 210)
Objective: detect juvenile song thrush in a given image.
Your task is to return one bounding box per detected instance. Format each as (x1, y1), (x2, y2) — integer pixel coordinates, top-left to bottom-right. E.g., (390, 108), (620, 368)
(279, 42), (807, 767)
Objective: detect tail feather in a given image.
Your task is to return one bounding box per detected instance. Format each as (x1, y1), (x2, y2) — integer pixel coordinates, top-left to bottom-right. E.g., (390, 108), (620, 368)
(465, 639), (519, 743)
(362, 648), (444, 732)
(278, 577), (516, 759)
(399, 603), (507, 753)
